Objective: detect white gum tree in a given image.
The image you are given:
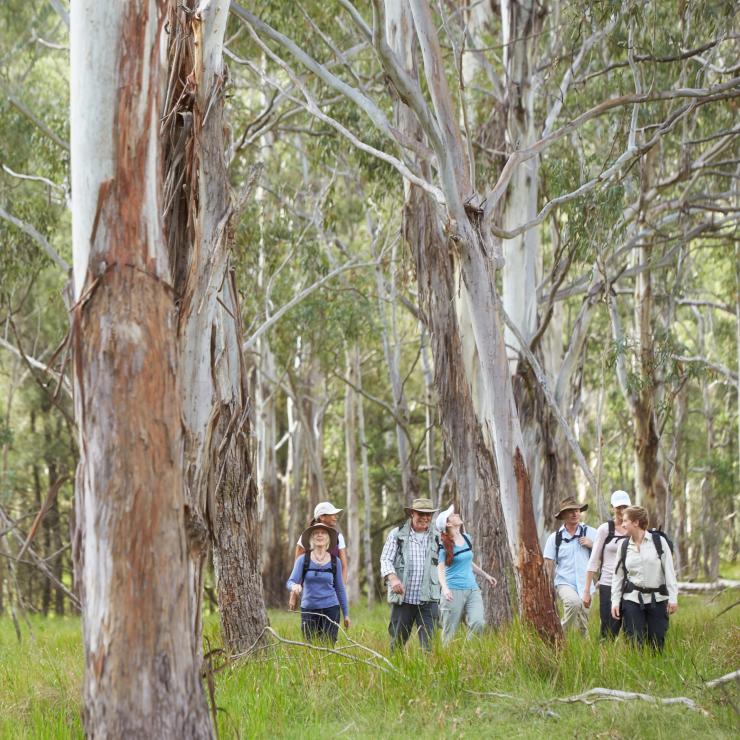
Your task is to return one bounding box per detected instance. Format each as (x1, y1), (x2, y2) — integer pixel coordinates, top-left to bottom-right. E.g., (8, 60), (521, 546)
(70, 0), (213, 734)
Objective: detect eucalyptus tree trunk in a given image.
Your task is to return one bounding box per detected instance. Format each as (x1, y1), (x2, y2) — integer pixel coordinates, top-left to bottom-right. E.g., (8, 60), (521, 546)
(695, 309), (721, 580)
(344, 345), (361, 601)
(69, 1), (212, 734)
(255, 338), (285, 607)
(632, 241), (670, 529)
(372, 236), (419, 503)
(355, 351), (376, 606)
(420, 325), (438, 502)
(163, 0), (266, 653)
(386, 2), (517, 630)
(285, 392), (305, 551)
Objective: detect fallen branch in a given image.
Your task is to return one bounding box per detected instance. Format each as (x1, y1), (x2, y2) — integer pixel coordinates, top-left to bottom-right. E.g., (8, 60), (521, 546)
(215, 619), (401, 676)
(677, 579), (740, 593)
(554, 687), (706, 714)
(706, 670), (740, 688)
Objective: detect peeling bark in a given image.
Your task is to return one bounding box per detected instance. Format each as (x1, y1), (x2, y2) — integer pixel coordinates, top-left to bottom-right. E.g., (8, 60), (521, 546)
(163, 0), (266, 653)
(70, 1), (212, 734)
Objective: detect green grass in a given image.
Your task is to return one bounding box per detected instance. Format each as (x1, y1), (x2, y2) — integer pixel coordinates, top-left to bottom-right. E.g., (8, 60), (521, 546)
(1, 589), (738, 739)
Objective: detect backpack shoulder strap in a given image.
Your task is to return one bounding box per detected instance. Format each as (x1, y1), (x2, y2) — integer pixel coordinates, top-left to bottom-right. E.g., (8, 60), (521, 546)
(331, 553), (337, 588)
(607, 519), (615, 539)
(555, 529), (563, 562)
(463, 533), (472, 550)
(300, 551), (311, 584)
(618, 537), (630, 576)
(651, 530), (665, 560)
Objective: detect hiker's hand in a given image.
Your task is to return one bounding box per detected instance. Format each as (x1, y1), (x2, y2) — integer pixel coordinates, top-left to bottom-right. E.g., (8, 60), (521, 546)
(291, 584), (302, 595)
(579, 536), (593, 549)
(388, 574), (404, 595)
(344, 616), (351, 629)
(611, 604), (620, 619)
(668, 603), (678, 615)
(582, 592), (591, 608)
(442, 587), (453, 602)
(486, 574), (497, 587)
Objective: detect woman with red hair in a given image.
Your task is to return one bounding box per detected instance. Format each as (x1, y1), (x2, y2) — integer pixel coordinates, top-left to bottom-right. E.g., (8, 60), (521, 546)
(436, 505), (496, 644)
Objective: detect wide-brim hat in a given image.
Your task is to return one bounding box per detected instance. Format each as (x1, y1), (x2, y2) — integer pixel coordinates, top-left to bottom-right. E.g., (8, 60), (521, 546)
(403, 497), (440, 517)
(299, 523), (339, 551)
(554, 497), (588, 520)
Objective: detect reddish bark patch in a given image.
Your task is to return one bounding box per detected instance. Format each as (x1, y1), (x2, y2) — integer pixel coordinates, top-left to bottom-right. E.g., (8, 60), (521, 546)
(514, 447), (562, 643)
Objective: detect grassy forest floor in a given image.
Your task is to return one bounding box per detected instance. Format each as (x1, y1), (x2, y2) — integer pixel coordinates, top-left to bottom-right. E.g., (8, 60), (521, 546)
(1, 573), (738, 739)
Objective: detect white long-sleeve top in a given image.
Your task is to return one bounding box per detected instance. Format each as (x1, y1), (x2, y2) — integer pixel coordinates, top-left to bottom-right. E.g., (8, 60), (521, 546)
(611, 533), (678, 607)
(586, 522), (628, 587)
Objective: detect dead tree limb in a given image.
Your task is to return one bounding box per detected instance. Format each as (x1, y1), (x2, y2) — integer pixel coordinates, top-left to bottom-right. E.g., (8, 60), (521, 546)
(554, 687), (706, 714)
(706, 670), (740, 688)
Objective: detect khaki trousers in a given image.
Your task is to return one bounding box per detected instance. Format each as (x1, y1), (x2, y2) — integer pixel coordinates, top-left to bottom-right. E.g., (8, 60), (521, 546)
(556, 584), (589, 635)
(439, 588), (486, 645)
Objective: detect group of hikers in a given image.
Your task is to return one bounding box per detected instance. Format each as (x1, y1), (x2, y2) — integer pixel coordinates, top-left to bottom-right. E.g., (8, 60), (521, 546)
(286, 491), (678, 651)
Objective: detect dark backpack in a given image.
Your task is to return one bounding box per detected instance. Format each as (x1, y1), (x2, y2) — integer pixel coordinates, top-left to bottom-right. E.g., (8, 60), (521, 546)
(598, 519), (628, 567)
(300, 550), (338, 587)
(617, 529), (674, 578)
(555, 524), (589, 563)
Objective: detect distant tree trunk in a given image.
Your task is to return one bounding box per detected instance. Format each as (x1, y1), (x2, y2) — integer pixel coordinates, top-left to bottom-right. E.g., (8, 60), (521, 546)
(668, 383), (688, 576)
(344, 345), (361, 601)
(162, 1), (266, 652)
(420, 326), (438, 502)
(354, 353), (376, 606)
(632, 237), (670, 529)
(69, 1), (212, 733)
(255, 338), (285, 608)
(372, 237), (419, 503)
(286, 390), (305, 551)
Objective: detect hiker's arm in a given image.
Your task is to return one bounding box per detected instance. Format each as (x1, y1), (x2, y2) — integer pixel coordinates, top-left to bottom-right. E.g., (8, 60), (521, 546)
(610, 563), (624, 619)
(339, 549), (349, 585)
(437, 560), (453, 601)
(663, 542), (679, 613)
(586, 526), (606, 573)
(379, 529), (404, 594)
(287, 555), (304, 594)
(472, 562), (497, 586)
(335, 559), (351, 627)
(582, 571), (595, 607)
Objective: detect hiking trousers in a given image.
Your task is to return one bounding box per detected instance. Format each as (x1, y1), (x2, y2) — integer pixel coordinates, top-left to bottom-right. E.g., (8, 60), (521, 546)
(301, 605), (340, 644)
(598, 585), (622, 639)
(388, 601), (439, 651)
(622, 599), (669, 651)
(556, 584), (589, 635)
(440, 588), (485, 645)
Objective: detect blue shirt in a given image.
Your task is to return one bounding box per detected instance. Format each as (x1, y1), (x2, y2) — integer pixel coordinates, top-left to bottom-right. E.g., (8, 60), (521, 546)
(543, 524), (598, 597)
(438, 536), (478, 590)
(287, 554), (349, 617)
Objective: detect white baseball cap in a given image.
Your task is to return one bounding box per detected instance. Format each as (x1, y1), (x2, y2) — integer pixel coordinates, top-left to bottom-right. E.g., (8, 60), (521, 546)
(314, 501), (343, 519)
(610, 490), (631, 508)
(435, 504), (454, 533)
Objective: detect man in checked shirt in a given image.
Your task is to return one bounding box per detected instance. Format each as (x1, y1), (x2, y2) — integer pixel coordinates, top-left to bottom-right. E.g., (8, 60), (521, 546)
(379, 498), (441, 651)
